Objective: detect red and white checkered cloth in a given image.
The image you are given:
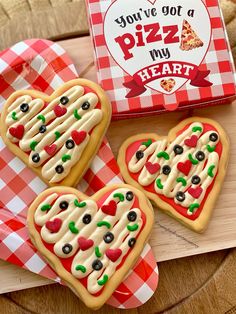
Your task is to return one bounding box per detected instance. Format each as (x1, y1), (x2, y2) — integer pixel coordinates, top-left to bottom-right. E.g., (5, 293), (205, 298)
(86, 0), (236, 119)
(0, 39), (158, 308)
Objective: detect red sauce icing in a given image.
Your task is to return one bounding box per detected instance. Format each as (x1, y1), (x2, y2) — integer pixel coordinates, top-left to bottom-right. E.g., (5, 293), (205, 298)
(125, 123), (223, 221)
(34, 189), (146, 296)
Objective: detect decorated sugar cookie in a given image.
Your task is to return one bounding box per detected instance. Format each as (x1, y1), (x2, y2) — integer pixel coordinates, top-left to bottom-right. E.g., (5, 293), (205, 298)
(117, 117), (230, 232)
(0, 79), (111, 186)
(27, 184), (154, 309)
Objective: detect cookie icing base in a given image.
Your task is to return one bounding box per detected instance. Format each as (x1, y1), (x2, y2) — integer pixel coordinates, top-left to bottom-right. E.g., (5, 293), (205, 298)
(0, 79), (111, 187)
(118, 117), (230, 233)
(27, 184), (154, 310)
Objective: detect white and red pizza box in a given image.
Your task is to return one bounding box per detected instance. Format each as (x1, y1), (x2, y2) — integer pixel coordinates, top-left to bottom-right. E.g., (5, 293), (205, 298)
(86, 0), (236, 119)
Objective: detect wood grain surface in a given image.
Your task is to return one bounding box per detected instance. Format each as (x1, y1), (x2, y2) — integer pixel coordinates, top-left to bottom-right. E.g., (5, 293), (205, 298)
(0, 0), (89, 50)
(0, 35), (236, 313)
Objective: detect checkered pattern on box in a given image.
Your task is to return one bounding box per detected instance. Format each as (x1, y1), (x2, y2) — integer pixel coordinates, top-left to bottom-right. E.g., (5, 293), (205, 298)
(0, 39), (158, 308)
(86, 0), (236, 117)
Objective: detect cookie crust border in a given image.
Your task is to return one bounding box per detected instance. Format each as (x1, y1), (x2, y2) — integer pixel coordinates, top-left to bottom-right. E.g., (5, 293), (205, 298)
(117, 117), (230, 233)
(0, 78), (111, 187)
(27, 184), (154, 310)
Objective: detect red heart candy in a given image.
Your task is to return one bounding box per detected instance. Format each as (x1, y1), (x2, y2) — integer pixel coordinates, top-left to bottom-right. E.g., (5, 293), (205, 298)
(78, 237), (94, 251)
(188, 186), (203, 199)
(9, 125), (25, 140)
(177, 160), (192, 176)
(71, 130), (87, 145)
(54, 105), (67, 117)
(46, 218), (62, 233)
(44, 144), (57, 156)
(105, 248), (122, 263)
(184, 135), (198, 148)
(145, 162), (161, 174)
(101, 200), (117, 216)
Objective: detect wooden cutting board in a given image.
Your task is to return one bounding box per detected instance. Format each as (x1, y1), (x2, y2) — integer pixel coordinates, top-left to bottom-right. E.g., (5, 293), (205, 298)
(60, 37), (236, 261)
(0, 36), (236, 298)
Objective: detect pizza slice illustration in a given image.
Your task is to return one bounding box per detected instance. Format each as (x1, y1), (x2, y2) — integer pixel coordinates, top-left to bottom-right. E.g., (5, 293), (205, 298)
(180, 20), (204, 51)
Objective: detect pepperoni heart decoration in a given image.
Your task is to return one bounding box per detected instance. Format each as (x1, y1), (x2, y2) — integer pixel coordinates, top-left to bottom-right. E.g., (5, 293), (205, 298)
(71, 130), (87, 145)
(177, 160), (192, 176)
(145, 162), (161, 175)
(188, 186), (203, 199)
(44, 144), (57, 156)
(46, 218), (62, 233)
(105, 248), (122, 262)
(184, 135), (198, 148)
(101, 200), (117, 216)
(9, 125), (25, 140)
(54, 105), (67, 117)
(78, 236), (94, 251)
(160, 78), (176, 92)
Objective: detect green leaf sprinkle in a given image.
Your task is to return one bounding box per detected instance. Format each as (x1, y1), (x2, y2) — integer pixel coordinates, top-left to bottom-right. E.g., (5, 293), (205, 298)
(62, 154), (71, 162)
(37, 114), (46, 123)
(30, 141), (38, 151)
(142, 139), (152, 147)
(41, 204), (51, 212)
(207, 144), (216, 153)
(192, 126), (203, 133)
(113, 192), (124, 202)
(54, 131), (61, 140)
(11, 112), (18, 121)
(127, 223), (139, 232)
(74, 199), (86, 208)
(188, 153), (199, 165)
(75, 265), (86, 273)
(73, 109), (81, 120)
(97, 221), (111, 229)
(157, 151), (170, 160)
(97, 274), (108, 286)
(188, 203), (200, 214)
(95, 246), (102, 258)
(68, 221), (79, 234)
(156, 178), (164, 190)
(176, 177), (187, 187)
(208, 165), (215, 178)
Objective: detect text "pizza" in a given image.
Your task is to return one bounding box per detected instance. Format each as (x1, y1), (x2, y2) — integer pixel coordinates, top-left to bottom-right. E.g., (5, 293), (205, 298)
(115, 22), (179, 61)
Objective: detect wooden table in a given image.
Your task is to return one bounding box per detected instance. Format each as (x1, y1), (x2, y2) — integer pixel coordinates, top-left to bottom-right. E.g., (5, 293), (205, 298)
(1, 36), (236, 314)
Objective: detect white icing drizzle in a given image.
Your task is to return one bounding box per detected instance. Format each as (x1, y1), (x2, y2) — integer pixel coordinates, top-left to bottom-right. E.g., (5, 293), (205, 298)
(34, 188), (143, 294)
(128, 122), (220, 215)
(6, 86), (103, 183)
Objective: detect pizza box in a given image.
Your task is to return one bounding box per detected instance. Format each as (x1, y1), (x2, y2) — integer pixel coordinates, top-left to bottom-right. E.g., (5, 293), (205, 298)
(86, 0), (236, 119)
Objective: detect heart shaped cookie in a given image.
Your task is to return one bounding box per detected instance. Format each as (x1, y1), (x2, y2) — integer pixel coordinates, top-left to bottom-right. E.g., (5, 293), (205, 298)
(27, 184), (154, 309)
(0, 79), (111, 186)
(118, 117), (230, 232)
